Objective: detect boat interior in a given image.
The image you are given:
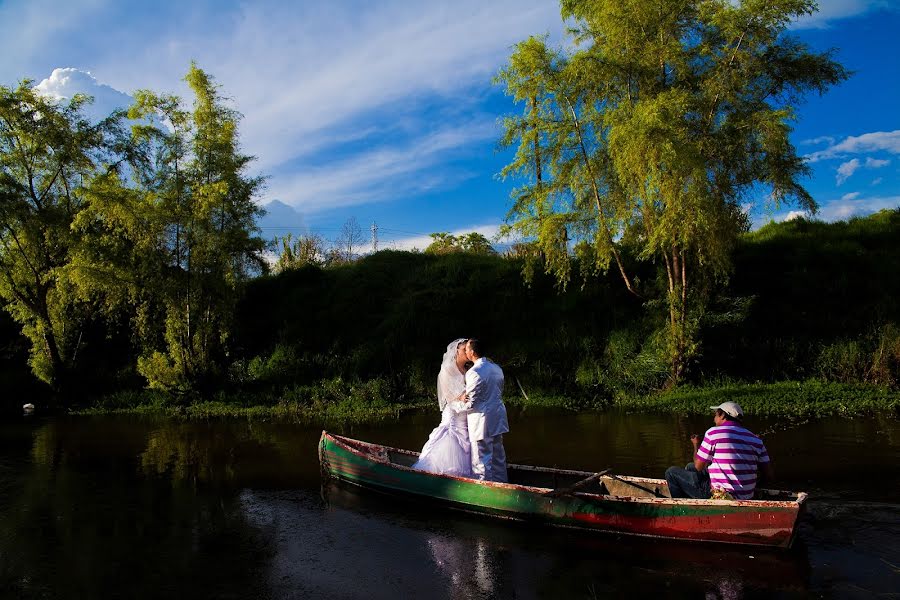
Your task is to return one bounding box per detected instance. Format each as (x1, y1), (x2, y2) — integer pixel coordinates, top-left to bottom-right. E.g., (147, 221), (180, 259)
(336, 435), (801, 502)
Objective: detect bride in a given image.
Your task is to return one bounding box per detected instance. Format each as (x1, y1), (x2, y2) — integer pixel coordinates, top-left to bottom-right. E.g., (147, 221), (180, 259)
(412, 338), (473, 477)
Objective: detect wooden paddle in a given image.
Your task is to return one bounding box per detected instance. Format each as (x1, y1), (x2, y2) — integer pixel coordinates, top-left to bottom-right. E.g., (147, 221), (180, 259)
(544, 468), (612, 498)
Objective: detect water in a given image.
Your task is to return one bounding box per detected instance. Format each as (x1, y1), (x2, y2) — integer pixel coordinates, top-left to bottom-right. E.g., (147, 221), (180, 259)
(1, 408), (898, 598)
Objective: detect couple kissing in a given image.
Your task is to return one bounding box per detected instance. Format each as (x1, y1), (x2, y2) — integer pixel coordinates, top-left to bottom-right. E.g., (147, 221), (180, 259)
(412, 338), (509, 482)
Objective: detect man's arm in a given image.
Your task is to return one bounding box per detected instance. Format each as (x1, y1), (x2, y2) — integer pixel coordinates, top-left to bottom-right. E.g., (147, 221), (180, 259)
(464, 369), (482, 409)
(692, 434), (710, 471)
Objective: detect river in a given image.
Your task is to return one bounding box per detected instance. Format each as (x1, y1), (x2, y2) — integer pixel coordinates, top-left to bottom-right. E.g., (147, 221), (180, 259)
(1, 408), (898, 598)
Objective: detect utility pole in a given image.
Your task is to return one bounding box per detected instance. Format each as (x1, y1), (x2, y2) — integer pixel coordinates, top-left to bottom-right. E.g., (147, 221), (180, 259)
(371, 221), (378, 252)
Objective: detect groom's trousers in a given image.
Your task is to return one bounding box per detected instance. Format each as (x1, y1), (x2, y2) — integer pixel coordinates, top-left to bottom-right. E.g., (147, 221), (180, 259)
(471, 434), (508, 482)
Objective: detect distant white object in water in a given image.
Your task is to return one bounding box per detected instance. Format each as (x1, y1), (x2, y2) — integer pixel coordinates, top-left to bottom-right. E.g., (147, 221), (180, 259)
(23, 403), (35, 414)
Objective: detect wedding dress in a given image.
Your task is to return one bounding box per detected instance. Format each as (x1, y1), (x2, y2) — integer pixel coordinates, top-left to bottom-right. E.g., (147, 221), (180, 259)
(413, 339), (473, 477)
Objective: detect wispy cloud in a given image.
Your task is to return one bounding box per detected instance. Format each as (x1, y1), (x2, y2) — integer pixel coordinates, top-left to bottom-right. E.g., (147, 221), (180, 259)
(800, 135), (836, 146)
(791, 0), (898, 29)
(805, 130), (900, 163)
(774, 195), (899, 223)
(836, 159), (861, 185)
(267, 118), (497, 212)
(817, 195), (900, 221)
(386, 223), (502, 252)
(37, 1), (562, 215)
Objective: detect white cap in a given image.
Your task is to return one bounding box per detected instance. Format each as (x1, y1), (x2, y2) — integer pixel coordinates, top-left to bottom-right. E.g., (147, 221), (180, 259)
(709, 401), (743, 418)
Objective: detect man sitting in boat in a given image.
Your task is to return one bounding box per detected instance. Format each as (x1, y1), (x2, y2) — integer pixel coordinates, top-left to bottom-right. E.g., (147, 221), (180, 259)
(665, 402), (775, 500)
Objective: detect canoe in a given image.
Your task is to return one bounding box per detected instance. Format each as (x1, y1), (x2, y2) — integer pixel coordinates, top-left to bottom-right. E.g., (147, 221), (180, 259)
(318, 431), (808, 549)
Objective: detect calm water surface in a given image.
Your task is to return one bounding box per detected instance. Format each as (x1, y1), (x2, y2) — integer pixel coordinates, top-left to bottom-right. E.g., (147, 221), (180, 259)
(1, 408), (898, 599)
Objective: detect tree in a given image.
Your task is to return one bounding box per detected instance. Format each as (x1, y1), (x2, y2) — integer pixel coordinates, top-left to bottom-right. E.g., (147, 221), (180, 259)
(424, 232), (459, 255)
(333, 216), (364, 262)
(0, 81), (122, 392)
(273, 232), (327, 271)
(425, 232), (497, 255)
(498, 0), (847, 382)
(71, 64), (266, 390)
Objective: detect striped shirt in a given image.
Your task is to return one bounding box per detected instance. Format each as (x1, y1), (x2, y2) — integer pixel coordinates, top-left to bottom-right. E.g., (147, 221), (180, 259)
(696, 421), (770, 500)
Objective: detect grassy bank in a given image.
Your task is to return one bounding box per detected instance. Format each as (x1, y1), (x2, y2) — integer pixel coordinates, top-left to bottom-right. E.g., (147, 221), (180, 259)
(72, 378), (899, 422)
(612, 380), (900, 418)
(72, 378), (435, 424)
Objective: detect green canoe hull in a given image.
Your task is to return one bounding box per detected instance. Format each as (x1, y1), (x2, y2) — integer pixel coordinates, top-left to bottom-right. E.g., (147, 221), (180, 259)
(318, 431), (805, 548)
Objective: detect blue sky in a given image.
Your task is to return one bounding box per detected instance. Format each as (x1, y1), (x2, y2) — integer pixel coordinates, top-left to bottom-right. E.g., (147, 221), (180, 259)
(1, 0), (898, 251)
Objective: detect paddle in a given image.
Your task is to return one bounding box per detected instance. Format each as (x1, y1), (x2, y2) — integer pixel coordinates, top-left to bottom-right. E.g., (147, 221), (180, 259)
(544, 468), (612, 498)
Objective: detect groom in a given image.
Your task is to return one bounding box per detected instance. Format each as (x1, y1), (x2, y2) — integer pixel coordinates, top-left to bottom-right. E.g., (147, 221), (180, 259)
(463, 339), (509, 482)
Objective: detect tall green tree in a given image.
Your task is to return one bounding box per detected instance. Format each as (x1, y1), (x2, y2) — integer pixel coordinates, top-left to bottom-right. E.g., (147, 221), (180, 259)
(71, 64), (266, 390)
(0, 82), (122, 391)
(498, 0), (847, 381)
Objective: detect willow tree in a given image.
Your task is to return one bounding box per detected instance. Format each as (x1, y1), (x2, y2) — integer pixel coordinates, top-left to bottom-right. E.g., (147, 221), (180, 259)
(0, 82), (122, 391)
(498, 0), (847, 381)
(71, 64), (266, 390)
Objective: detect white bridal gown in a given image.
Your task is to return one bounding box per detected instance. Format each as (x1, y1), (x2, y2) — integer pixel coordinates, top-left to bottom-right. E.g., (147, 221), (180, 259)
(412, 400), (472, 477)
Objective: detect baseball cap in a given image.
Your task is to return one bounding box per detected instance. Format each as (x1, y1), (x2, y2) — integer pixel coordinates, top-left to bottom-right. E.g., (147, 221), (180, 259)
(709, 401), (744, 418)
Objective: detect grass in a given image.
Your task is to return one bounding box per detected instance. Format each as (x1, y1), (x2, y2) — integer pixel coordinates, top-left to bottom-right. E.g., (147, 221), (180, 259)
(72, 378), (899, 422)
(612, 380), (900, 417)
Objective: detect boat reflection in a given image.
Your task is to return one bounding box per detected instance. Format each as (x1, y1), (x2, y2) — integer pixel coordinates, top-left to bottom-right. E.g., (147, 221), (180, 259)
(322, 480), (811, 599)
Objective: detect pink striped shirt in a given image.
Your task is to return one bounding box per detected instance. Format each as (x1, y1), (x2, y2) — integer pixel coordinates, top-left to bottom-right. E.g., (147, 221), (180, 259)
(696, 421), (770, 500)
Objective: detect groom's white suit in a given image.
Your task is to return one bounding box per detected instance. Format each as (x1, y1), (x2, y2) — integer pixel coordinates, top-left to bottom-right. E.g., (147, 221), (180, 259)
(465, 357), (509, 482)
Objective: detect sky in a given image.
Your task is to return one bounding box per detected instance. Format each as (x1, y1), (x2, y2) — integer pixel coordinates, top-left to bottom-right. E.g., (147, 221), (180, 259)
(1, 0), (898, 251)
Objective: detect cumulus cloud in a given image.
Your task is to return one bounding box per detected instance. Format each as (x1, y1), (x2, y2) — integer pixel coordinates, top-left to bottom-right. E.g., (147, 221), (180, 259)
(783, 210), (808, 221)
(836, 159), (861, 185)
(805, 130), (900, 163)
(33, 67), (133, 123)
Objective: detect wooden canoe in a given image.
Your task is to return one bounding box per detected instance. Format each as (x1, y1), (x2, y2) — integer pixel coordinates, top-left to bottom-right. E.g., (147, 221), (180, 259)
(318, 431), (807, 549)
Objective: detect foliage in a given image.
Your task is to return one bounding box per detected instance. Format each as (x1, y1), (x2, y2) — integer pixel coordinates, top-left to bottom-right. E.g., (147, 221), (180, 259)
(497, 0), (848, 382)
(69, 63), (266, 391)
(615, 380), (900, 418)
(272, 232), (327, 271)
(425, 232), (497, 255)
(0, 80), (124, 392)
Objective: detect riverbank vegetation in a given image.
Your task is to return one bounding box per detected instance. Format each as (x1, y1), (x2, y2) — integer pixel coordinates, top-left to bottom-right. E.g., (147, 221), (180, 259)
(2, 1), (898, 420)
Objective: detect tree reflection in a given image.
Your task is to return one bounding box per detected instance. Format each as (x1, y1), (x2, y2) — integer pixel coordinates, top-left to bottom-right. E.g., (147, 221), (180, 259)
(1, 419), (277, 598)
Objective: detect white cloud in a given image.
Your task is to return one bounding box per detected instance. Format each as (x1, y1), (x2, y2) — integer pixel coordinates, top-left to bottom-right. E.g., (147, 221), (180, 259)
(816, 195), (900, 221)
(836, 159), (861, 185)
(33, 68), (133, 123)
(791, 0), (898, 29)
(841, 192), (861, 201)
(387, 223), (501, 252)
(865, 157), (890, 168)
(267, 118), (497, 212)
(0, 0), (108, 84)
(872, 177), (884, 185)
(805, 130), (900, 163)
(800, 135), (836, 146)
(783, 210), (808, 221)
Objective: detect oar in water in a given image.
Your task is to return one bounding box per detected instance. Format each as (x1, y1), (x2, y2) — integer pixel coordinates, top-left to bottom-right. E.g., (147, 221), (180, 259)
(544, 468), (612, 498)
